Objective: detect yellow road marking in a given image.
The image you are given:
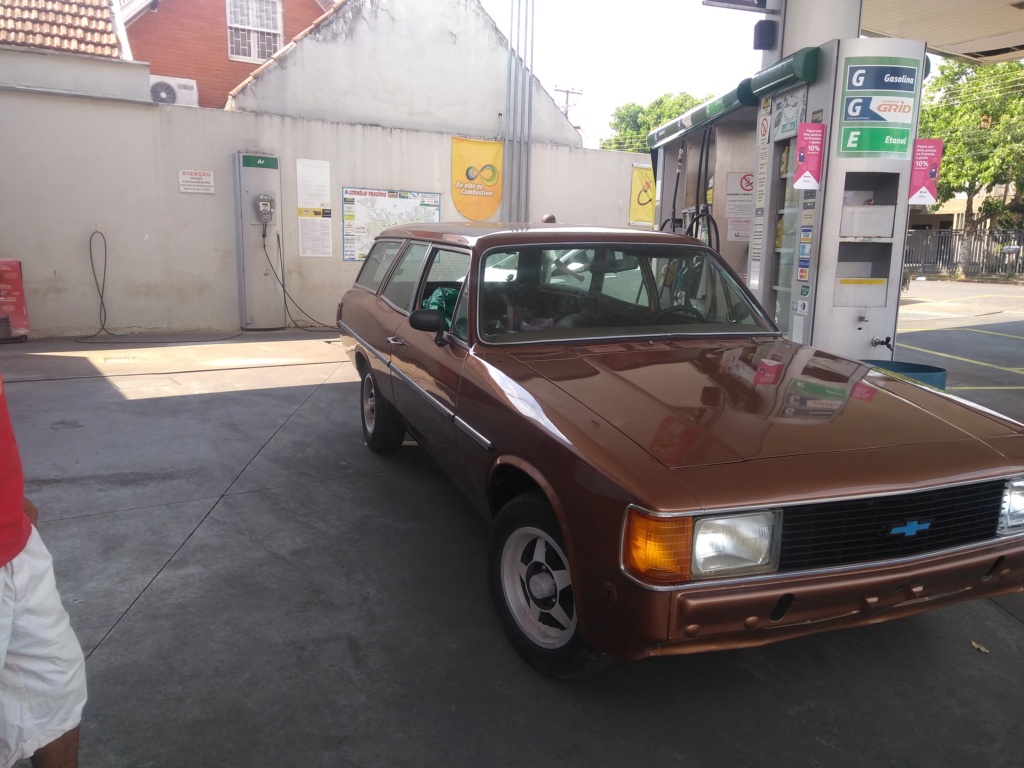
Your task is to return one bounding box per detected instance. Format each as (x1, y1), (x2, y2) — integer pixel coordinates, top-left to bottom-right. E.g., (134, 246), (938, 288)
(898, 327), (1024, 341)
(909, 294), (1015, 305)
(895, 343), (1024, 375)
(948, 386), (1024, 391)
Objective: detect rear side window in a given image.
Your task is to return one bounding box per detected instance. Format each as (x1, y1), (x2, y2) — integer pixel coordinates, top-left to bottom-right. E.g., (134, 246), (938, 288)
(380, 242), (430, 311)
(354, 240), (404, 293)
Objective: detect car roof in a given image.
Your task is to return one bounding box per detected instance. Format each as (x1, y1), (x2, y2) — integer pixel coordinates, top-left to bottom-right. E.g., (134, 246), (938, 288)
(376, 222), (709, 249)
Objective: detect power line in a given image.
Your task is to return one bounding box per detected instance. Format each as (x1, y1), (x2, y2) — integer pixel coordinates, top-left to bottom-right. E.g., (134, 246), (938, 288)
(553, 85), (582, 129)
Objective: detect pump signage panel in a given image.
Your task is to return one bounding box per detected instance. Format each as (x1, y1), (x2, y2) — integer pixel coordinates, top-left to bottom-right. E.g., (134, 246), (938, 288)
(843, 96), (914, 122)
(845, 65), (917, 93)
(837, 56), (920, 159)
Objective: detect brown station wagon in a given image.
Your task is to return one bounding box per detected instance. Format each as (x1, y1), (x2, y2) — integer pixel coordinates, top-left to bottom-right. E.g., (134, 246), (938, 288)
(337, 223), (1024, 678)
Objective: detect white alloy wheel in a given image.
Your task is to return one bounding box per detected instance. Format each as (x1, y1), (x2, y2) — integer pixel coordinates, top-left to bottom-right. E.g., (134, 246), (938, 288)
(499, 525), (577, 649)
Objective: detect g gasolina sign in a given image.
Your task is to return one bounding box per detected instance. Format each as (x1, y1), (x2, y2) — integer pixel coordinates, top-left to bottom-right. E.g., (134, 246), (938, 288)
(838, 58), (920, 158)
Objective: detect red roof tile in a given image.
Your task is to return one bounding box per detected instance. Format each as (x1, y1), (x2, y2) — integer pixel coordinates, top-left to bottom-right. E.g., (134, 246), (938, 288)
(0, 0), (123, 58)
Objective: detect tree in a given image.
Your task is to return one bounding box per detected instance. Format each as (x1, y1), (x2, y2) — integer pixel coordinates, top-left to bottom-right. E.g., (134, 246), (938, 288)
(600, 92), (708, 153)
(919, 59), (1024, 231)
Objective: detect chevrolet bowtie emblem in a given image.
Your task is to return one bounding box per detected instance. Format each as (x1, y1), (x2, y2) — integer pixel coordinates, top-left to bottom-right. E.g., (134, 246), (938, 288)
(890, 520), (932, 537)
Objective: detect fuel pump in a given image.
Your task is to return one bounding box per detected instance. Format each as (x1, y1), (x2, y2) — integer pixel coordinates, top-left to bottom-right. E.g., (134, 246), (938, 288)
(774, 37), (927, 360)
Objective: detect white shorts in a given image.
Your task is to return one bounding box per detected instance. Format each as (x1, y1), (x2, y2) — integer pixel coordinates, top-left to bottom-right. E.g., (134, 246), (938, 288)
(0, 527), (87, 768)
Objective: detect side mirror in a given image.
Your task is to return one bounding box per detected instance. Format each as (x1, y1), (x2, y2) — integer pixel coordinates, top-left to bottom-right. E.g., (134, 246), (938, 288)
(731, 301), (752, 323)
(409, 308), (447, 346)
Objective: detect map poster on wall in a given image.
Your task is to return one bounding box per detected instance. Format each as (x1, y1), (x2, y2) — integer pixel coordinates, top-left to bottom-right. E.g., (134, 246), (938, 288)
(342, 187), (442, 261)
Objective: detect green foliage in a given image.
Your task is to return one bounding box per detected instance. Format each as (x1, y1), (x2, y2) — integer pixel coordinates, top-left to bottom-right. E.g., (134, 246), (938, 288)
(600, 92), (709, 153)
(919, 59), (1024, 229)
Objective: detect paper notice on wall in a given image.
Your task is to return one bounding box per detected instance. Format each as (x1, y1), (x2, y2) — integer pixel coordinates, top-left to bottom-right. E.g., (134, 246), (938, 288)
(296, 159), (333, 257)
(755, 143), (769, 208)
(297, 159), (331, 208)
(298, 209), (333, 258)
(179, 170), (215, 194)
(726, 172), (755, 241)
(750, 214), (764, 265)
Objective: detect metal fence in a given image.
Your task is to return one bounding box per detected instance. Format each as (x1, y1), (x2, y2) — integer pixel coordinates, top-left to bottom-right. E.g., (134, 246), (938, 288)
(904, 229), (1024, 276)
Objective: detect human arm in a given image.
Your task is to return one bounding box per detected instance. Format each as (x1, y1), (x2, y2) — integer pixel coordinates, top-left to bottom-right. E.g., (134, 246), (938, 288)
(23, 496), (37, 526)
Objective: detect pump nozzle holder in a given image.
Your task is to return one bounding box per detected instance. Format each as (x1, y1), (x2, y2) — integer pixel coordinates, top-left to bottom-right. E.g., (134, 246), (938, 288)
(871, 336), (894, 352)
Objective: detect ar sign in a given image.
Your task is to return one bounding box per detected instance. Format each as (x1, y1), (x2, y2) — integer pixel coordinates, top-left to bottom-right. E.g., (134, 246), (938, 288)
(847, 65), (917, 93)
(844, 96), (915, 122)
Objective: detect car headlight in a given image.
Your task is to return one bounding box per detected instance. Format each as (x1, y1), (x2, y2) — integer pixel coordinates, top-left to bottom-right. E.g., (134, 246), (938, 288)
(623, 508), (780, 584)
(999, 476), (1024, 535)
(692, 511), (779, 578)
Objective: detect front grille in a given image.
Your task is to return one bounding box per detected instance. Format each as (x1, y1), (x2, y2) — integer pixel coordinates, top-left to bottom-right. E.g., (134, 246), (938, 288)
(778, 480), (1006, 571)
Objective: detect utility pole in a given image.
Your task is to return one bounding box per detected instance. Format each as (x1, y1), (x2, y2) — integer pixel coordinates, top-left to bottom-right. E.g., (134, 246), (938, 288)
(554, 86), (582, 129)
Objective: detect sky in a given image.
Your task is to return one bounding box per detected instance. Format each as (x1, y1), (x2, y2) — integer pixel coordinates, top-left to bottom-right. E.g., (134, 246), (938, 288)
(476, 0), (767, 148)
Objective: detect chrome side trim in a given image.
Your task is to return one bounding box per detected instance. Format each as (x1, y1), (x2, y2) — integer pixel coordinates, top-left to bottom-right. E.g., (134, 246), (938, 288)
(339, 321), (389, 368)
(342, 319), (491, 447)
(390, 364), (455, 419)
(455, 416), (493, 451)
(476, 330), (782, 348)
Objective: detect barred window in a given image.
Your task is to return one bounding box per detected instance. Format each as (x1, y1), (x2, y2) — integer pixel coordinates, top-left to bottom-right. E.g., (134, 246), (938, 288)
(227, 0), (283, 63)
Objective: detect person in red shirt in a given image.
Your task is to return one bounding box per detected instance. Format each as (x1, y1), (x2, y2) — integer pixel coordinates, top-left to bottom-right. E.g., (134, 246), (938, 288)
(1, 374), (86, 768)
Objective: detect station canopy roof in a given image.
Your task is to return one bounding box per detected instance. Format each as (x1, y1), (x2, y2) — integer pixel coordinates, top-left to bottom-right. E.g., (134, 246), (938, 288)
(863, 0), (1024, 64)
(648, 0), (1024, 151)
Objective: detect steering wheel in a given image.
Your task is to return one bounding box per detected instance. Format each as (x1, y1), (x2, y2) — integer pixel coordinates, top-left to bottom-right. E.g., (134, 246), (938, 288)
(651, 304), (705, 323)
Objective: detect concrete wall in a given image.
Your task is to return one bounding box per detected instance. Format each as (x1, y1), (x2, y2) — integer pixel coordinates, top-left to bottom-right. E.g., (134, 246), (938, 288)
(0, 87), (643, 338)
(228, 0), (581, 147)
(0, 47), (151, 101)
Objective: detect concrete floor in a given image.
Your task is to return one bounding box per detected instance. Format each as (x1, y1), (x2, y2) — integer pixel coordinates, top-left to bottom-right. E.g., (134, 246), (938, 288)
(3, 283), (1024, 768)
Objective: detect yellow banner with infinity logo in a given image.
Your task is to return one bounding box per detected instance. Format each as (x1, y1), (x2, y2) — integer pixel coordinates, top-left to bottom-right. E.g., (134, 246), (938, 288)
(452, 137), (503, 221)
(629, 165), (655, 228)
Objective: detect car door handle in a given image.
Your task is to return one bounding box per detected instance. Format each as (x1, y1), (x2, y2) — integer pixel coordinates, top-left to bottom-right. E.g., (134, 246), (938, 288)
(386, 336), (408, 346)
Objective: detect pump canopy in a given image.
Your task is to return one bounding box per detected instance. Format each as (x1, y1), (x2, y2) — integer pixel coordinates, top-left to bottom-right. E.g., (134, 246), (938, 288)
(647, 47), (820, 152)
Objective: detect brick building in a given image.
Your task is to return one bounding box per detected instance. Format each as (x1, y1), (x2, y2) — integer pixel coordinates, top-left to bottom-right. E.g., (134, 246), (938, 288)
(123, 0), (332, 108)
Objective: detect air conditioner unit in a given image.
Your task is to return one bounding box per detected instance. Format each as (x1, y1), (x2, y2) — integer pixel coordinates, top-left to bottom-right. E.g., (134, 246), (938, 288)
(148, 76), (199, 107)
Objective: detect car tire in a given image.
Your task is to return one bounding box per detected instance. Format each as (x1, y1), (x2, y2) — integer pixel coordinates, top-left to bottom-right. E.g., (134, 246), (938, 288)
(360, 368), (406, 452)
(488, 493), (613, 678)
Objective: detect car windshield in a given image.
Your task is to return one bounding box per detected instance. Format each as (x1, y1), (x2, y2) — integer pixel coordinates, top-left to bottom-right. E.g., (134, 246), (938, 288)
(477, 244), (775, 343)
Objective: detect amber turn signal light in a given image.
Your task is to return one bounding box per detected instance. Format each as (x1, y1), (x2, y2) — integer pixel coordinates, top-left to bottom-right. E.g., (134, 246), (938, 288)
(623, 509), (693, 584)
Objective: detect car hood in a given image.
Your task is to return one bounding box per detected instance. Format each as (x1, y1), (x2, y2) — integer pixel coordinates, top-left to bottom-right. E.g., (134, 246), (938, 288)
(512, 339), (1021, 469)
